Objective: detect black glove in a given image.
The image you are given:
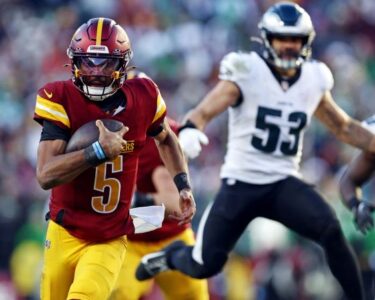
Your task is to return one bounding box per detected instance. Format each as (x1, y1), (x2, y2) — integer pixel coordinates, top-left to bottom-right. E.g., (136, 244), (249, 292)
(353, 202), (374, 234)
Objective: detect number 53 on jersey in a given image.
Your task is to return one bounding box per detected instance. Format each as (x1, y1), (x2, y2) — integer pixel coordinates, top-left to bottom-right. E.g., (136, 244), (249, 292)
(251, 106), (307, 156)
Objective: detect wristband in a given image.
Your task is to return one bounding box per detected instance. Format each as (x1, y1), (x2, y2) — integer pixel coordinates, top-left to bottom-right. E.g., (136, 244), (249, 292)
(84, 141), (107, 166)
(178, 120), (197, 133)
(133, 192), (155, 208)
(348, 196), (360, 210)
(173, 172), (191, 192)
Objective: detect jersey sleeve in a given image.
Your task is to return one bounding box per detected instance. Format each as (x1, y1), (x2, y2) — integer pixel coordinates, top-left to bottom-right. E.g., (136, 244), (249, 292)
(362, 115), (375, 134)
(218, 52), (251, 83)
(317, 62), (334, 92)
(140, 78), (167, 136)
(34, 82), (71, 129)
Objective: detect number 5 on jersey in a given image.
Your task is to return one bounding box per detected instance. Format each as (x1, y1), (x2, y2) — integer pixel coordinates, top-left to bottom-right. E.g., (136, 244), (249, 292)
(92, 156), (123, 213)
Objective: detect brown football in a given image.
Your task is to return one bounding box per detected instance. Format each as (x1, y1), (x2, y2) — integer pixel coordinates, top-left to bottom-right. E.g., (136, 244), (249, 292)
(65, 119), (124, 153)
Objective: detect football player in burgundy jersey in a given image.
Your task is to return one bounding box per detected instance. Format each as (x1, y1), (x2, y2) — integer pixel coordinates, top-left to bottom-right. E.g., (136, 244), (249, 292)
(136, 3), (375, 299)
(34, 18), (195, 300)
(111, 112), (208, 300)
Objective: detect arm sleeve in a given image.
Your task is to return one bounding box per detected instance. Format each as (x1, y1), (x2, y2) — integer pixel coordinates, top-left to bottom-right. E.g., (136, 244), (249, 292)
(142, 78), (167, 136)
(40, 120), (70, 142)
(218, 52), (251, 82)
(218, 52), (246, 106)
(317, 62), (334, 92)
(34, 82), (71, 129)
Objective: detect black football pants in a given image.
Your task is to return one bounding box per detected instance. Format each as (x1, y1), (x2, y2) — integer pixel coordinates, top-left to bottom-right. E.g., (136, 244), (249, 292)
(167, 176), (364, 300)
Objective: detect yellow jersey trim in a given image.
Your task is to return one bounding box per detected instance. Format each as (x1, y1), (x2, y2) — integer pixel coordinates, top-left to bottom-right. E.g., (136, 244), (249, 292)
(35, 95), (70, 128)
(152, 93), (166, 123)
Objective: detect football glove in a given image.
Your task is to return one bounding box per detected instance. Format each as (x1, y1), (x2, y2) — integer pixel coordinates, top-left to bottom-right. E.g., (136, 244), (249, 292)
(353, 202), (374, 235)
(178, 128), (209, 159)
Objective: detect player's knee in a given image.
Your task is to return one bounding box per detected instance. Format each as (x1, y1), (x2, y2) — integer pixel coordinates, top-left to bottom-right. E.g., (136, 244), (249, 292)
(193, 251), (227, 279)
(317, 218), (344, 249)
(68, 276), (111, 300)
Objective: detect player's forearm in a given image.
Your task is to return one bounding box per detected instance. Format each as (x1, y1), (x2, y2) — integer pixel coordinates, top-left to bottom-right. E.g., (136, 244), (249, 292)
(37, 151), (90, 189)
(337, 119), (375, 152)
(156, 131), (188, 177)
(184, 108), (212, 131)
(339, 152), (375, 210)
(183, 81), (237, 131)
(153, 191), (182, 214)
(339, 170), (361, 210)
(315, 92), (375, 152)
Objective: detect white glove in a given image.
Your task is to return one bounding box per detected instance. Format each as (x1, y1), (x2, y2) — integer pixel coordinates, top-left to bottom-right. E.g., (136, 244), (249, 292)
(178, 128), (209, 159)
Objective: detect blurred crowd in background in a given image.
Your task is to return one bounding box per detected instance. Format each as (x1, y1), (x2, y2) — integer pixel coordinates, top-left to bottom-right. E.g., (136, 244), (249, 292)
(1, 0), (375, 299)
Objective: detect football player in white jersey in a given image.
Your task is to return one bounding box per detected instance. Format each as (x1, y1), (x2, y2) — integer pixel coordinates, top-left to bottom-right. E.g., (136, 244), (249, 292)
(136, 2), (371, 299)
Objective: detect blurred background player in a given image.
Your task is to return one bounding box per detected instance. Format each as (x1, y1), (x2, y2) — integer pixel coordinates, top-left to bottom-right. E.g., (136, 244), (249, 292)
(34, 18), (195, 300)
(339, 115), (375, 299)
(135, 3), (375, 299)
(111, 71), (208, 300)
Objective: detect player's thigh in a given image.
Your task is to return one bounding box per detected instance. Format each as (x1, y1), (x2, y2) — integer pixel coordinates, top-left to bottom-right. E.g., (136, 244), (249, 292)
(271, 176), (338, 239)
(198, 181), (259, 259)
(40, 221), (82, 300)
(68, 236), (127, 300)
(157, 229), (209, 300)
(111, 240), (153, 300)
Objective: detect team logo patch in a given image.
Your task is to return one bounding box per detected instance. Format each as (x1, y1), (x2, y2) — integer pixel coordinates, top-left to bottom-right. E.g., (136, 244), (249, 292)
(43, 89), (53, 99)
(87, 45), (109, 54)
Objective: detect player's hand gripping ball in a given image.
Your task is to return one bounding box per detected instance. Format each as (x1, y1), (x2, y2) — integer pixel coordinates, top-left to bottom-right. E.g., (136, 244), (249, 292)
(65, 119), (124, 153)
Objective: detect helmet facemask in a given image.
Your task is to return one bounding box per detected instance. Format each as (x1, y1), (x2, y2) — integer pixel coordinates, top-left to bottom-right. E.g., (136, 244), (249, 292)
(261, 32), (312, 70)
(68, 51), (132, 101)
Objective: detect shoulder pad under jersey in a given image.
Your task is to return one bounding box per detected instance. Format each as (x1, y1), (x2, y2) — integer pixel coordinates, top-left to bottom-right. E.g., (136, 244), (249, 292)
(34, 81), (70, 129)
(219, 52), (251, 82)
(316, 61), (334, 92)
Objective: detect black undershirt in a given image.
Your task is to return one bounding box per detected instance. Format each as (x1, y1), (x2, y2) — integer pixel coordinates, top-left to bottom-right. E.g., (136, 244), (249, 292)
(40, 120), (70, 141)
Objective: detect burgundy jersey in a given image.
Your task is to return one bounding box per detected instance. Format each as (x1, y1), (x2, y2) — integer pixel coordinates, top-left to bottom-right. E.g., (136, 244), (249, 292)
(129, 118), (190, 242)
(34, 78), (167, 241)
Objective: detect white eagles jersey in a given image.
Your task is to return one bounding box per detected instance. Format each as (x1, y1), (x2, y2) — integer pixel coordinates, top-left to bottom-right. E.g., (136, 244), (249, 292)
(219, 52), (334, 184)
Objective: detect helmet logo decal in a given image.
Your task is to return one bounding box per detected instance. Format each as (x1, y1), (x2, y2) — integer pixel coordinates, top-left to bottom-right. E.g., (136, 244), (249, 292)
(87, 45), (109, 54)
(96, 17), (104, 46)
